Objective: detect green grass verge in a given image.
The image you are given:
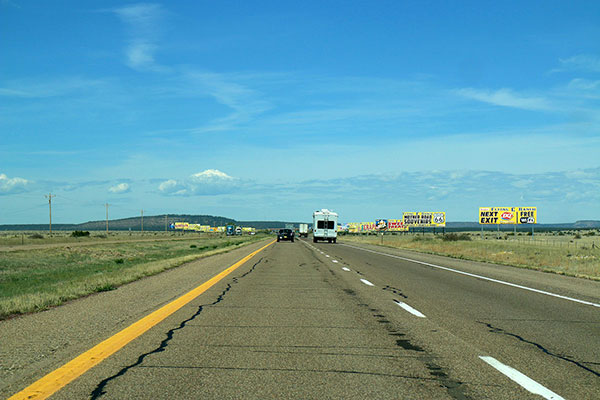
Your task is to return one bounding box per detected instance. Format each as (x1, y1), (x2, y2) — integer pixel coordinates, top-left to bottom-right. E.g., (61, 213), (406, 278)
(342, 234), (600, 281)
(0, 234), (268, 319)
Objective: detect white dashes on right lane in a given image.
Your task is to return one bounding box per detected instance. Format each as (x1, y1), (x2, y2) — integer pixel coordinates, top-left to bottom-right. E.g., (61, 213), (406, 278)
(302, 238), (595, 399)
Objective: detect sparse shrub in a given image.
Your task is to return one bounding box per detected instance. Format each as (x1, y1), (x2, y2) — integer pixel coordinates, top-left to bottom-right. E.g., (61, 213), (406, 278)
(558, 231), (565, 236)
(190, 245), (197, 248)
(71, 230), (90, 238)
(574, 233), (582, 239)
(442, 233), (471, 241)
(95, 234), (107, 239)
(585, 231), (596, 236)
(29, 233), (44, 239)
(527, 231), (532, 236)
(114, 258), (124, 264)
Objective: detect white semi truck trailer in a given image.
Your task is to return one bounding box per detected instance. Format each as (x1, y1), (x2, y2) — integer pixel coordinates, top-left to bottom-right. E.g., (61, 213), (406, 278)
(312, 209), (338, 243)
(298, 223), (309, 237)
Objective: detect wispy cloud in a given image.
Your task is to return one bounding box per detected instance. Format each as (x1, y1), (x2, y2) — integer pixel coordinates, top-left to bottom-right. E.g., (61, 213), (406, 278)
(567, 78), (600, 92)
(113, 3), (166, 71)
(455, 88), (552, 111)
(183, 71), (272, 133)
(0, 173), (29, 194)
(0, 77), (106, 98)
(558, 54), (600, 73)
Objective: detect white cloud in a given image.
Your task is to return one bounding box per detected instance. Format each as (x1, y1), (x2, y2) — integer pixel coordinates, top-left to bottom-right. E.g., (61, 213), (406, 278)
(0, 173), (29, 194)
(567, 79), (600, 91)
(190, 169), (233, 182)
(157, 169), (239, 196)
(108, 183), (130, 193)
(456, 88), (551, 111)
(113, 3), (165, 71)
(183, 71), (272, 133)
(559, 54), (600, 73)
(0, 77), (106, 98)
(158, 179), (180, 193)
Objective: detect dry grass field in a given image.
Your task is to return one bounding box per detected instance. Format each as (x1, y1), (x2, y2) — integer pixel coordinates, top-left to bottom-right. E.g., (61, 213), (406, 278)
(342, 230), (600, 281)
(0, 232), (268, 319)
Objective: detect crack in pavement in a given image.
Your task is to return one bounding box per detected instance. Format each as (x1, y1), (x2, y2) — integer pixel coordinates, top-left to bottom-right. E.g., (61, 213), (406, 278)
(480, 321), (600, 377)
(90, 257), (265, 399)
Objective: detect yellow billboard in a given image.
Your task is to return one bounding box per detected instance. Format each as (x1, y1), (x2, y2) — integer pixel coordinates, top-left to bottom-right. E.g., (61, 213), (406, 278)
(518, 207), (537, 224)
(388, 219), (408, 231)
(347, 223), (360, 233)
(402, 212), (446, 227)
(360, 222), (375, 232)
(479, 207), (537, 224)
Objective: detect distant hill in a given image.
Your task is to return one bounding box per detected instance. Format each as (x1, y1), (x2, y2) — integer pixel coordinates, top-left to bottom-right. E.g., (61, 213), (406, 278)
(0, 214), (306, 231)
(0, 216), (598, 232)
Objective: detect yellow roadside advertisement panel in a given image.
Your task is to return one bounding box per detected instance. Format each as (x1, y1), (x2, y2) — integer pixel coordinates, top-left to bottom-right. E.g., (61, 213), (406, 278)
(360, 222), (375, 232)
(388, 219), (408, 231)
(402, 212), (446, 227)
(479, 207), (535, 224)
(347, 223), (360, 233)
(518, 207), (537, 224)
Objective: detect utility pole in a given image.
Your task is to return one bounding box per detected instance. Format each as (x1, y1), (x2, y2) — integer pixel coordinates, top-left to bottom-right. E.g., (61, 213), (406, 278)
(105, 203), (109, 235)
(141, 209), (144, 234)
(45, 193), (56, 234)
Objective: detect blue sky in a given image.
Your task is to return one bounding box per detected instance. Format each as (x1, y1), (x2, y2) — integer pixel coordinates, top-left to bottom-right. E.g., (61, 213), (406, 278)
(1, 1), (599, 224)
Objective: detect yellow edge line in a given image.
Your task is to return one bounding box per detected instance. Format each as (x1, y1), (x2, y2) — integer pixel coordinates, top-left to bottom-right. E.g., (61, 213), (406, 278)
(8, 240), (275, 400)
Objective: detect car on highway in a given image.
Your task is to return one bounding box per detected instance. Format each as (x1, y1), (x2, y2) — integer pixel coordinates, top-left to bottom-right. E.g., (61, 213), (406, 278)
(277, 228), (294, 242)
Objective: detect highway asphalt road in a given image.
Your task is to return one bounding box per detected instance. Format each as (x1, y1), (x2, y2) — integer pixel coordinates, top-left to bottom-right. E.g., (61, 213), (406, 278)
(2, 237), (598, 399)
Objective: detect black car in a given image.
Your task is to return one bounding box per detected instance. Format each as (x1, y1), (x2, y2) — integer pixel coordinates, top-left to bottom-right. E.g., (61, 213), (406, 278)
(277, 228), (294, 242)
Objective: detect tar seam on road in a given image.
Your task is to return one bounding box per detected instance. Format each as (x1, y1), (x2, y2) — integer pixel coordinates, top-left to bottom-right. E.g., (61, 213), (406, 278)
(7, 240), (275, 400)
(480, 321), (600, 377)
(340, 243), (600, 308)
(90, 257), (265, 399)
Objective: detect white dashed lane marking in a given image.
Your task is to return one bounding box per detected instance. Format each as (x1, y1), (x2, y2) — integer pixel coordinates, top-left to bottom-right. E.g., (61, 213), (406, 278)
(341, 243), (600, 308)
(479, 356), (565, 400)
(393, 300), (426, 318)
(342, 267), (351, 272)
(360, 279), (375, 287)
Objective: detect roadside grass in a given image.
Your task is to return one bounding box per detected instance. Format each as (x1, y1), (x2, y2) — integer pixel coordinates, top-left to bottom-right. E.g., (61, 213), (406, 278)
(0, 234), (268, 319)
(342, 233), (600, 281)
(0, 231), (203, 247)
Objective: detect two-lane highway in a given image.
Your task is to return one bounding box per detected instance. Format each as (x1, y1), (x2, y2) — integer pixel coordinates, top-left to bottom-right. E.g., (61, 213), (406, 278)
(3, 237), (598, 399)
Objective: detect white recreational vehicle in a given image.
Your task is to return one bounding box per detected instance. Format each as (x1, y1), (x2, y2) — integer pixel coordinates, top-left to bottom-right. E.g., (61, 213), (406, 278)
(312, 209), (338, 243)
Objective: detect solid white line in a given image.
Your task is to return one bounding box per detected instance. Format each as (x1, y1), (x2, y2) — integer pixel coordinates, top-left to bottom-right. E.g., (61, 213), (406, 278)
(360, 278), (374, 286)
(342, 267), (351, 271)
(479, 356), (565, 399)
(394, 300), (426, 318)
(341, 244), (600, 308)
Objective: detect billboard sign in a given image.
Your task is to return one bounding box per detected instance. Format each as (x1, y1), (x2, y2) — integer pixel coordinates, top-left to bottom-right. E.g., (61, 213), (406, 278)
(479, 207), (536, 224)
(403, 212), (446, 227)
(360, 222), (375, 232)
(375, 219), (388, 231)
(388, 219), (408, 231)
(518, 207), (537, 224)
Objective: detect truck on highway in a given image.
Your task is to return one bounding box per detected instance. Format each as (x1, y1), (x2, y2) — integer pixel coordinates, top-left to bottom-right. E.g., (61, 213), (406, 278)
(298, 223), (309, 238)
(312, 209), (338, 243)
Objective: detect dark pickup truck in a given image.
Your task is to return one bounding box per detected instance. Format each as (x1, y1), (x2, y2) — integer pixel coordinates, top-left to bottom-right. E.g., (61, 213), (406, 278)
(277, 228), (295, 242)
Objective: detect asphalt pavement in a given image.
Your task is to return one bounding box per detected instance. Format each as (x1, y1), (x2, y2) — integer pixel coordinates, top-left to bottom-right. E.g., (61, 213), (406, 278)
(2, 237), (598, 399)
